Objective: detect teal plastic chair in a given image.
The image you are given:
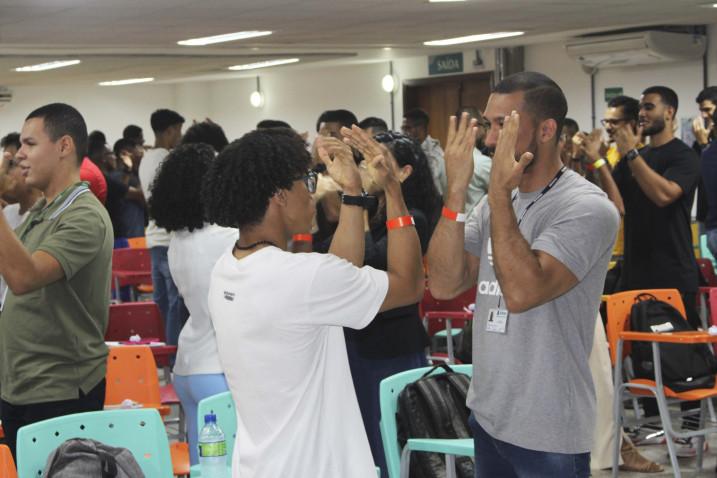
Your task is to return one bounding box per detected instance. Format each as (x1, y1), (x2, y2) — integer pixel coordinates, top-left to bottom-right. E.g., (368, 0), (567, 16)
(190, 391), (236, 477)
(701, 234), (716, 263)
(16, 408), (173, 478)
(379, 364), (473, 478)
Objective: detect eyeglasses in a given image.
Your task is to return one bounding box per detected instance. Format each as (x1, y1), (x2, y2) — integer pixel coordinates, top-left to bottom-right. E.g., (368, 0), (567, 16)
(300, 170), (317, 194)
(600, 118), (628, 127)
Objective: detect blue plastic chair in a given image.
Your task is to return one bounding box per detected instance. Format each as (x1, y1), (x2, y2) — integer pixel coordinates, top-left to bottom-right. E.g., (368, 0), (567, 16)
(16, 408), (173, 478)
(379, 364), (474, 478)
(190, 391), (236, 477)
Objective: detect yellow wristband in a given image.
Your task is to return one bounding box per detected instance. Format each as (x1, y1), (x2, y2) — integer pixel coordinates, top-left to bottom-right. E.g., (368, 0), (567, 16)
(588, 158), (606, 171)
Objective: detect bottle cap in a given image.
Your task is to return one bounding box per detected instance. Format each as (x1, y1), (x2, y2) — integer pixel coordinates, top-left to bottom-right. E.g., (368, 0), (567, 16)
(204, 413), (217, 424)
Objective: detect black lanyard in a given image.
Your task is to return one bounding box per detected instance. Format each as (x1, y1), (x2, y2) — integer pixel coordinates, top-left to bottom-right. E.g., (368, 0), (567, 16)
(512, 166), (567, 226)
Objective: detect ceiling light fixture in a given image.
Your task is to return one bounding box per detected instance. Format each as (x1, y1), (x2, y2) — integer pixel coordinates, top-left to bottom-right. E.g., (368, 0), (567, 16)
(424, 31), (524, 46)
(98, 77), (154, 86)
(250, 76), (264, 108)
(178, 31), (272, 46)
(15, 59), (81, 72)
(429, 0), (466, 2)
(228, 58), (299, 71)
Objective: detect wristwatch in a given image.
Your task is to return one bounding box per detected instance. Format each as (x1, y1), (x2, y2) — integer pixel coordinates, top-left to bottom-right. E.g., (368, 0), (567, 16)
(623, 148), (640, 162)
(340, 191), (378, 209)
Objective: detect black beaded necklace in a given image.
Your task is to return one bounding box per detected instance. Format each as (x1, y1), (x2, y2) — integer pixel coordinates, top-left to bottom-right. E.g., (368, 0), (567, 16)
(234, 240), (277, 251)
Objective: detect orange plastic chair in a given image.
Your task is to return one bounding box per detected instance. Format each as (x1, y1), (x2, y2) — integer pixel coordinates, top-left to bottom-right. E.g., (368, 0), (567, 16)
(169, 442), (190, 476)
(106, 302), (165, 342)
(0, 444), (17, 478)
(605, 289), (717, 477)
(105, 346), (170, 417)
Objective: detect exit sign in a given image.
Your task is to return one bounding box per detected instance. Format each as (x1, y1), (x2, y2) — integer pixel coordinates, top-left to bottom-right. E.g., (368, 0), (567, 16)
(429, 53), (463, 75)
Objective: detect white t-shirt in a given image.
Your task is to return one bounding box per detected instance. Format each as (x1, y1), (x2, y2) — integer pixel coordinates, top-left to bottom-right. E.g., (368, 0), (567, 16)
(169, 224), (238, 376)
(138, 147), (171, 248)
(208, 247), (389, 478)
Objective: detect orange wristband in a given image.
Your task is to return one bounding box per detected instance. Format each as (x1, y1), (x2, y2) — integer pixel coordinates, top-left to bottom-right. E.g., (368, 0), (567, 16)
(441, 206), (466, 223)
(292, 234), (312, 242)
(386, 215), (415, 230)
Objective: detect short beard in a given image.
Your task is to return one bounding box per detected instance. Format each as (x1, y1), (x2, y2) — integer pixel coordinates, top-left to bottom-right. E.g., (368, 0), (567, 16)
(517, 136), (539, 172)
(643, 117), (665, 136)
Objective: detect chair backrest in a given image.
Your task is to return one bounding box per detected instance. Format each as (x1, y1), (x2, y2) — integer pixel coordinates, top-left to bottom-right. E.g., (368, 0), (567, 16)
(197, 391), (238, 460)
(700, 234), (715, 263)
(379, 364), (472, 478)
(697, 257), (717, 286)
(0, 444), (17, 478)
(604, 289), (684, 365)
(105, 346), (162, 406)
(420, 286), (476, 336)
(127, 237), (148, 249)
(16, 409), (172, 478)
(106, 302), (166, 342)
(112, 248), (152, 272)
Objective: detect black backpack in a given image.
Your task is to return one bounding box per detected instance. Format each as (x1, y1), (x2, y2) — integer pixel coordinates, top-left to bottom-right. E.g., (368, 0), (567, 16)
(396, 364), (474, 478)
(43, 438), (145, 478)
(629, 293), (717, 392)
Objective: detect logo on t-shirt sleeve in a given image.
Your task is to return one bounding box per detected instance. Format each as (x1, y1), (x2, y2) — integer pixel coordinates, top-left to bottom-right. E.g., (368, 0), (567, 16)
(223, 291), (235, 301)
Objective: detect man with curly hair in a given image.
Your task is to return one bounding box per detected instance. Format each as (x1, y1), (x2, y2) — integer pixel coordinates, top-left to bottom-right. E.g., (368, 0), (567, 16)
(203, 127), (428, 477)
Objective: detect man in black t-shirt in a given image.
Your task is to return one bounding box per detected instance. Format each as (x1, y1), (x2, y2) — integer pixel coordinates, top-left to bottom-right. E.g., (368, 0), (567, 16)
(593, 86), (701, 326)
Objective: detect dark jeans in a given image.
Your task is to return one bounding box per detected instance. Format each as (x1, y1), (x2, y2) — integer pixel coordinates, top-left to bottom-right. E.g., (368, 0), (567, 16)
(149, 246), (182, 346)
(468, 413), (590, 478)
(345, 337), (428, 478)
(1, 378), (106, 458)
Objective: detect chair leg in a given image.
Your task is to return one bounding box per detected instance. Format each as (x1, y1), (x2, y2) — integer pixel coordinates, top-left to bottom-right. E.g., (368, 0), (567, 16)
(697, 400), (708, 471)
(656, 395), (681, 478)
(399, 447), (411, 478)
(612, 385), (625, 478)
(445, 454), (457, 478)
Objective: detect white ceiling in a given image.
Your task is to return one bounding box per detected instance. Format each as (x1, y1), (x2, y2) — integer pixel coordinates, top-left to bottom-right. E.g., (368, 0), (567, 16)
(0, 0), (714, 86)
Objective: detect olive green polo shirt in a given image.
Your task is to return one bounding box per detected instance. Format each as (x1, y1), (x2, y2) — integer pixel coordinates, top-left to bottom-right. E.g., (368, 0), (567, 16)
(0, 182), (113, 405)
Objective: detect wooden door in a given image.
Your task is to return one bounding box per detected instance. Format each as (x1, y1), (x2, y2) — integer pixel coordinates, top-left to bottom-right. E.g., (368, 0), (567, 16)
(403, 72), (493, 146)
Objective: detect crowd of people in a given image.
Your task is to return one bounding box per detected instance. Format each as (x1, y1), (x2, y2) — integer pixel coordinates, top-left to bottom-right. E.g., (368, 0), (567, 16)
(0, 71), (715, 477)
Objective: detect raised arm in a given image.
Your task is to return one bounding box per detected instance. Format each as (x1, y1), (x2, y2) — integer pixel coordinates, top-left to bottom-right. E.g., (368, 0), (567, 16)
(426, 113), (481, 299)
(578, 129), (625, 215)
(316, 136), (366, 267)
(342, 126), (424, 311)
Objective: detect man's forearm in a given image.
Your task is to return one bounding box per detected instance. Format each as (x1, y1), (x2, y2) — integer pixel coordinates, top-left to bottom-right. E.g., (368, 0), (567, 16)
(0, 213), (44, 294)
(597, 166), (625, 215)
(628, 156), (680, 206)
(426, 188), (469, 298)
(488, 192), (545, 312)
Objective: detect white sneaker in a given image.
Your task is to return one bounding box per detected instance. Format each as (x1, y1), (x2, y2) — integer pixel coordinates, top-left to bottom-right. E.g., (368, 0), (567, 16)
(669, 438), (708, 458)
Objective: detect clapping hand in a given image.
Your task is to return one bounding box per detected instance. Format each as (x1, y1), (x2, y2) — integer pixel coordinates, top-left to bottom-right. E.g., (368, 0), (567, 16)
(693, 117), (712, 146)
(614, 124), (642, 156)
(316, 136), (362, 195)
(341, 125), (400, 192)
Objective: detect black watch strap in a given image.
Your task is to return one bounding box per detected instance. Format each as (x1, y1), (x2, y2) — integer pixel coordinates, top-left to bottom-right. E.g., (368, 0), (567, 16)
(340, 192), (377, 209)
(623, 148), (640, 162)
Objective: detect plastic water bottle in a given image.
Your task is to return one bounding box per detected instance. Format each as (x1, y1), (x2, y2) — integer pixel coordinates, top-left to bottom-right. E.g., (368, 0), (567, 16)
(198, 413), (228, 478)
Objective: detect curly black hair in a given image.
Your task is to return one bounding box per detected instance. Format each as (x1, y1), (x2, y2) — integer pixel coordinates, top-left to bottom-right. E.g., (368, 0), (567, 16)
(202, 128), (311, 229)
(182, 121), (229, 153)
(149, 143), (215, 232)
(373, 131), (441, 231)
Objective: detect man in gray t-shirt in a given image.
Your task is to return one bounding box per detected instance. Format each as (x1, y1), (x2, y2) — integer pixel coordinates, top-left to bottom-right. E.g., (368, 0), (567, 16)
(428, 72), (618, 477)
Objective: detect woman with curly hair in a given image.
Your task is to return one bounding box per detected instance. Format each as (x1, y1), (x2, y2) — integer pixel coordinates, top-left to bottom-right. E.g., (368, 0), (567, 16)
(149, 143), (237, 465)
(203, 127), (425, 478)
(317, 131), (440, 476)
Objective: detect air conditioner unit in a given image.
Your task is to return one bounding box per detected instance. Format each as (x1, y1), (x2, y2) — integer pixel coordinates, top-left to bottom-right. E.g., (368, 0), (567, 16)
(565, 31), (705, 69)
